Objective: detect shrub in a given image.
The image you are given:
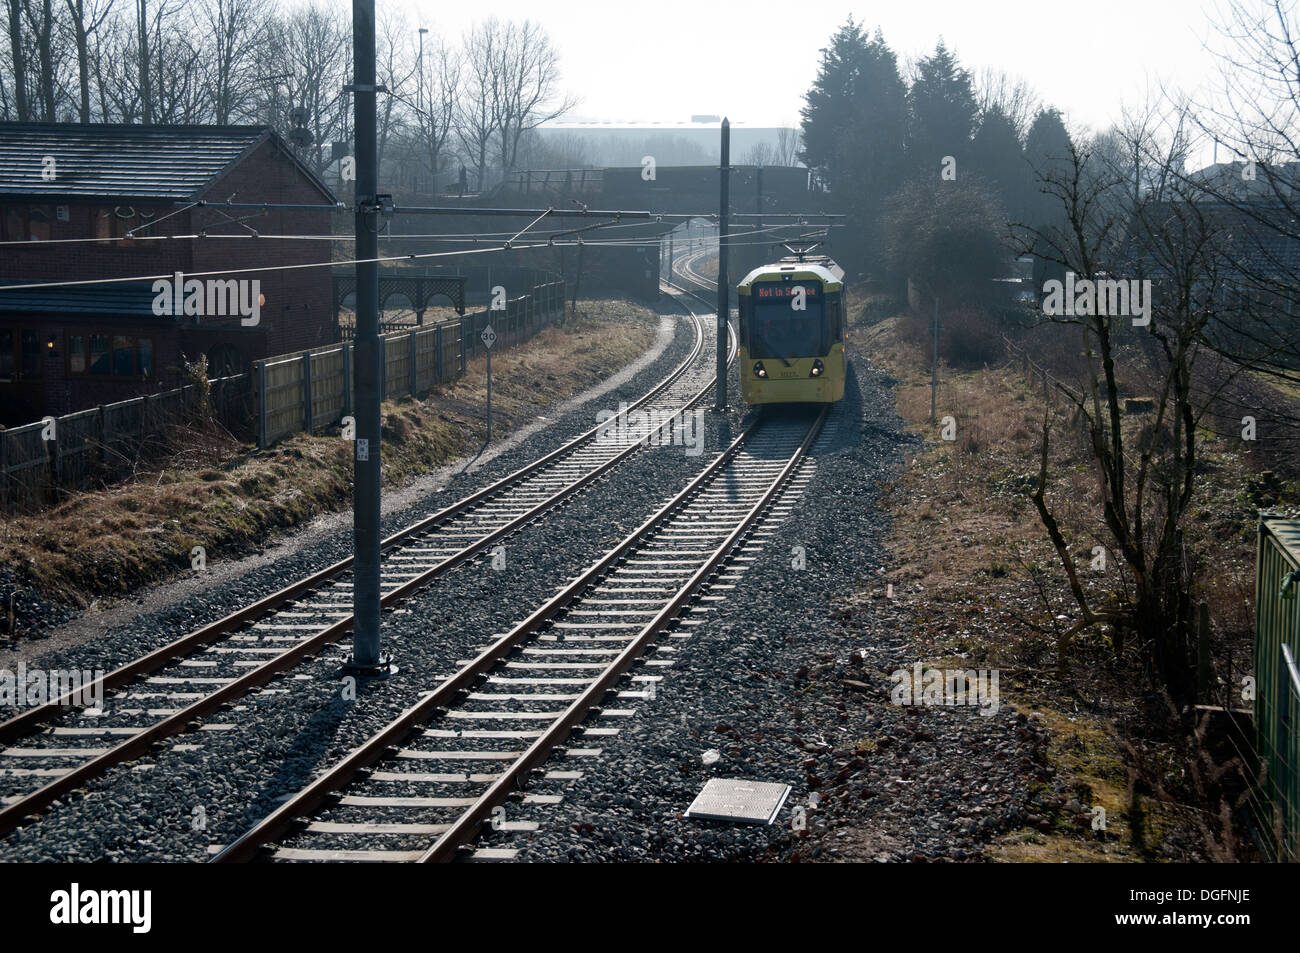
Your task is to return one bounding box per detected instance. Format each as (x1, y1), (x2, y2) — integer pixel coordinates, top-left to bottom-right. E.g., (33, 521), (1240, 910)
(939, 307), (1005, 368)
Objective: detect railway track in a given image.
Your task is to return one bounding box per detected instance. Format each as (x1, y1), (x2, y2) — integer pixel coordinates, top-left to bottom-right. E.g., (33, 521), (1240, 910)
(211, 403), (827, 862)
(0, 290), (732, 838)
(672, 242), (720, 295)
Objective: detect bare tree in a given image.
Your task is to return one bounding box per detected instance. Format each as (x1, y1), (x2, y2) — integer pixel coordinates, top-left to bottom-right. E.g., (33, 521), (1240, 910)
(488, 19), (575, 175)
(774, 125), (801, 166)
(136, 0), (149, 121)
(32, 0), (57, 118)
(1186, 0), (1300, 380)
(279, 2), (349, 172)
(743, 141), (776, 166)
(1014, 130), (1227, 705)
(408, 31), (460, 192)
(373, 7), (416, 173)
(455, 19), (499, 191)
(201, 0), (264, 124)
(65, 0), (115, 121)
(5, 0), (31, 120)
(975, 66), (1038, 138)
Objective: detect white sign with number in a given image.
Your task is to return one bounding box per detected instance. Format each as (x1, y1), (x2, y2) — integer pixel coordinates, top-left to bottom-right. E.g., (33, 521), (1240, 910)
(481, 325), (497, 349)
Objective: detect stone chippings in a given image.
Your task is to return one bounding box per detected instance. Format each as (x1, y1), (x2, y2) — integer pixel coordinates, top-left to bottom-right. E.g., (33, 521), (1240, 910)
(472, 360), (1050, 863)
(0, 328), (1050, 864)
(0, 310), (751, 862)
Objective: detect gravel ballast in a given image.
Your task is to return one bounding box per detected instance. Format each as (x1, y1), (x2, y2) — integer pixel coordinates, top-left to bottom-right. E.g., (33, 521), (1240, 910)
(0, 295), (754, 862)
(466, 355), (1047, 863)
(2, 303), (1045, 863)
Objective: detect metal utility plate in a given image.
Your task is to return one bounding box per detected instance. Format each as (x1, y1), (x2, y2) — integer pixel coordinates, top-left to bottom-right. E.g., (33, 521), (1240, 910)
(684, 778), (792, 825)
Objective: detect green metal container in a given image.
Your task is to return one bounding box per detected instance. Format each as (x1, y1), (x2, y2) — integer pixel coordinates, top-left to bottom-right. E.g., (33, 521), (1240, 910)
(1255, 516), (1300, 860)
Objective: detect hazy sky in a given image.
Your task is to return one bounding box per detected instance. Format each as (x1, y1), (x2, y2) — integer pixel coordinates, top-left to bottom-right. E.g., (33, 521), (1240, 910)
(396, 0), (1228, 135)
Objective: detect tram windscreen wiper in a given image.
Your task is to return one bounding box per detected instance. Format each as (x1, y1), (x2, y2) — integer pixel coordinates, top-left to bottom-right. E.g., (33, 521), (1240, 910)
(753, 334), (794, 366)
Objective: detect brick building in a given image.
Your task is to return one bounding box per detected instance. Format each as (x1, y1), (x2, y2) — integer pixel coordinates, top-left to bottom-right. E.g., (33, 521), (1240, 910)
(0, 123), (338, 424)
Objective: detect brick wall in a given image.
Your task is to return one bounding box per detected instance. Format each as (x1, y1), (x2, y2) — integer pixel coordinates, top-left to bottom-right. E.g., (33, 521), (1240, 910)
(0, 133), (337, 421)
(191, 138), (336, 358)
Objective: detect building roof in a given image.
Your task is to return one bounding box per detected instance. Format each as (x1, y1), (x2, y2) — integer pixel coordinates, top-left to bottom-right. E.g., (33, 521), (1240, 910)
(0, 123), (337, 203)
(1124, 200), (1300, 280)
(0, 279), (159, 317)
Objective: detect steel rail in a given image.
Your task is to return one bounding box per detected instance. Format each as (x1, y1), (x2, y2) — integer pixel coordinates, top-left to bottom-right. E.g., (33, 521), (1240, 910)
(0, 300), (732, 838)
(211, 404), (826, 863)
(0, 305), (706, 747)
(421, 405), (828, 861)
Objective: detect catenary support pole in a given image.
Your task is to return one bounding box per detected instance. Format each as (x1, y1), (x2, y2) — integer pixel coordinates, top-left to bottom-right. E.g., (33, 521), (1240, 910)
(715, 118), (731, 411)
(349, 0), (385, 674)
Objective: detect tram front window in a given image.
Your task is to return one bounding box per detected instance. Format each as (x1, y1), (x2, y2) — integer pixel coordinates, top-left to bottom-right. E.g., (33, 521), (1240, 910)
(750, 287), (825, 360)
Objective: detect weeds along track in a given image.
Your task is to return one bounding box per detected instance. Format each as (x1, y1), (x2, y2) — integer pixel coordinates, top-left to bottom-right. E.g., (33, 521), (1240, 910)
(0, 289), (734, 839)
(211, 402), (827, 862)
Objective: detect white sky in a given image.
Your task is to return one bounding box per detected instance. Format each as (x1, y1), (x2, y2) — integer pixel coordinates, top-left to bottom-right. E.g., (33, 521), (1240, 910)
(396, 0), (1228, 136)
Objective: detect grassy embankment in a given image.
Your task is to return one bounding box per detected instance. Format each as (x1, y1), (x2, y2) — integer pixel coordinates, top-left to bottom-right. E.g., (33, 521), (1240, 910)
(0, 301), (657, 622)
(845, 302), (1295, 861)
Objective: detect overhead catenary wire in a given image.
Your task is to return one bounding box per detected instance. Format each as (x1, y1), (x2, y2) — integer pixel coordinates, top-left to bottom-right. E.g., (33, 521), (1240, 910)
(0, 242), (550, 293)
(0, 219), (814, 249)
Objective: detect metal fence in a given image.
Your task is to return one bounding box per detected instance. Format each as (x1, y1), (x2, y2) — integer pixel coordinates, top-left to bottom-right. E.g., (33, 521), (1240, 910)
(254, 280), (564, 448)
(1254, 516), (1300, 861)
(0, 375), (249, 511)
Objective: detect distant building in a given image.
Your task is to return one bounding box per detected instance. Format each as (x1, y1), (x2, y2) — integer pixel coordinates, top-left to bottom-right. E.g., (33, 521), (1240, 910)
(536, 120), (801, 167)
(0, 122), (337, 424)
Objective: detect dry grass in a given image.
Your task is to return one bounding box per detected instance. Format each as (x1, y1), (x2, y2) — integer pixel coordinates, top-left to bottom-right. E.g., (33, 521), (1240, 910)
(0, 300), (656, 618)
(850, 301), (1282, 861)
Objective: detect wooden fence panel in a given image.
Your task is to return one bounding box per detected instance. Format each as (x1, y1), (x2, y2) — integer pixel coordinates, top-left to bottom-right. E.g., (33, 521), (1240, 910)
(262, 357), (306, 445)
(0, 423), (46, 509)
(101, 397), (145, 478)
(384, 334), (408, 400)
(311, 347), (347, 431)
(414, 327), (438, 393)
(441, 321), (461, 382)
(55, 408), (100, 492)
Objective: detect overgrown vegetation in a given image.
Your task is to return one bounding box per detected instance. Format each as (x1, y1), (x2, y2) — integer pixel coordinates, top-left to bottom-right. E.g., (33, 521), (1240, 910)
(851, 290), (1296, 859)
(0, 301), (655, 627)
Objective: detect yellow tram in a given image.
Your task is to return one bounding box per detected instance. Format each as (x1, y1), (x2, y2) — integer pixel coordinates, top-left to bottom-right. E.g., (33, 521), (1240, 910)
(737, 254), (846, 404)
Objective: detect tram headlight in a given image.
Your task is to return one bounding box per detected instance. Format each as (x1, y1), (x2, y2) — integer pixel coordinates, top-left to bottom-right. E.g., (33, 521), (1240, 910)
(753, 361), (767, 379)
(810, 359), (824, 377)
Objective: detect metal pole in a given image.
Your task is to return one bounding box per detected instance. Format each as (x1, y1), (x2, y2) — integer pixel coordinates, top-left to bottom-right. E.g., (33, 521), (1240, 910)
(756, 163), (763, 262)
(349, 0), (385, 674)
(930, 297), (939, 424)
(714, 118), (730, 411)
(485, 346), (492, 443)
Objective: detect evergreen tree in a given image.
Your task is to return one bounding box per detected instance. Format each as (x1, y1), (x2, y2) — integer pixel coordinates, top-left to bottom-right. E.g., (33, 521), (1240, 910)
(1023, 108), (1074, 287)
(800, 20), (907, 277)
(969, 104), (1028, 222)
(907, 41), (979, 176)
(1024, 108), (1074, 220)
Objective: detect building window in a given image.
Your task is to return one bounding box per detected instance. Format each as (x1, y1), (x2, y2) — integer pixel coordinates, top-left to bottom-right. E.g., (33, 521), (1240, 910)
(1, 205), (53, 242)
(19, 329), (40, 378)
(206, 343), (243, 377)
(71, 333), (154, 377)
(0, 328), (44, 381)
(95, 206), (155, 245)
(0, 329), (13, 381)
